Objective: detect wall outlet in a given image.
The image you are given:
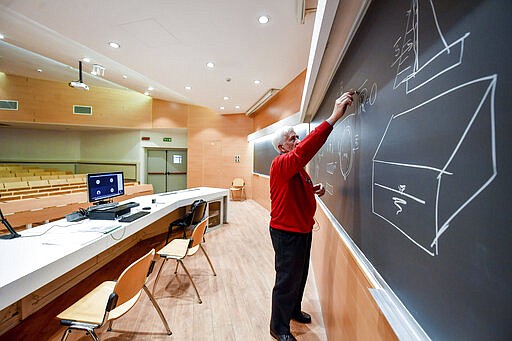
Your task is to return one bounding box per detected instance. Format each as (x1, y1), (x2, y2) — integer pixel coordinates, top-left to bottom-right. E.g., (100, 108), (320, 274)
(234, 155), (240, 163)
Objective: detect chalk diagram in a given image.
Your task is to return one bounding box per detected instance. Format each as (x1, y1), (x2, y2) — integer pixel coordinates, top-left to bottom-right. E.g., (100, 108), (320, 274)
(391, 0), (470, 94)
(311, 86), (372, 195)
(373, 0), (498, 256)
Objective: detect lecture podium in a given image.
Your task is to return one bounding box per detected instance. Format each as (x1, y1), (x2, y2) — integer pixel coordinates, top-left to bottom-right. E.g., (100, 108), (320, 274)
(0, 187), (228, 334)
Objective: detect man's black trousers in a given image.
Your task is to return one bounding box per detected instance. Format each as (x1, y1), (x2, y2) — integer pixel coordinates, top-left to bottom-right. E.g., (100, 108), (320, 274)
(269, 227), (312, 334)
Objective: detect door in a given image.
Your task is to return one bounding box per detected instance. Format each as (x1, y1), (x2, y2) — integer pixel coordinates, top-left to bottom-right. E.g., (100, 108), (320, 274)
(147, 149), (187, 193)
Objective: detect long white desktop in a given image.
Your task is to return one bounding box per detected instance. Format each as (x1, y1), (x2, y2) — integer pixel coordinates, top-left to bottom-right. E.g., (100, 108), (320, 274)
(0, 187), (229, 313)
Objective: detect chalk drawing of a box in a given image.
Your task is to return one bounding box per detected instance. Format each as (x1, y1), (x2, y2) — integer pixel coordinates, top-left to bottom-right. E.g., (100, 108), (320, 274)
(372, 75), (497, 256)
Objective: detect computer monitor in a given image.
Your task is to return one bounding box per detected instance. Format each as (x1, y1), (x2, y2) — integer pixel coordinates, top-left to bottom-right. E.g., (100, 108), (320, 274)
(87, 171), (124, 204)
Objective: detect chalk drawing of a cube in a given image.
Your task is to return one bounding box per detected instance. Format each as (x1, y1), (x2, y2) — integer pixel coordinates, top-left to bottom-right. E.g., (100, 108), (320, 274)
(372, 75), (497, 256)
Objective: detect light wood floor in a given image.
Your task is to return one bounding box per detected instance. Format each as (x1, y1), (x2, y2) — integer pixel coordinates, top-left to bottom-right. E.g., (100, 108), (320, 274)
(3, 200), (327, 341)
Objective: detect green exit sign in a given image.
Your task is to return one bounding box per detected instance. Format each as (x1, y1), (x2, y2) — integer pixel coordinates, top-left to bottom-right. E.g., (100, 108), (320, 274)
(163, 137), (172, 142)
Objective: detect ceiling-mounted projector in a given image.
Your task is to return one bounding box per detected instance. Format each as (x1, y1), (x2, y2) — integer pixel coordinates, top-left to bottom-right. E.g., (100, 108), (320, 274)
(69, 81), (89, 90)
(69, 61), (89, 91)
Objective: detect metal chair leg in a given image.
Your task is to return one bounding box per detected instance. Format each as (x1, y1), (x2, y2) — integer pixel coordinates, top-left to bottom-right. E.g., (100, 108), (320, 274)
(177, 260), (202, 304)
(143, 285), (172, 335)
(60, 328), (71, 341)
(200, 244), (216, 276)
(152, 258), (167, 295)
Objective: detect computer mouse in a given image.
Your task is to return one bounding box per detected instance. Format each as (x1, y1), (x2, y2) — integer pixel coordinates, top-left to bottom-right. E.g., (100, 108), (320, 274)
(142, 207), (151, 210)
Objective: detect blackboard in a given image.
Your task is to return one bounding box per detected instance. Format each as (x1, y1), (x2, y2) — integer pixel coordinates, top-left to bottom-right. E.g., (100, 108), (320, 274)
(253, 125), (307, 176)
(310, 0), (511, 340)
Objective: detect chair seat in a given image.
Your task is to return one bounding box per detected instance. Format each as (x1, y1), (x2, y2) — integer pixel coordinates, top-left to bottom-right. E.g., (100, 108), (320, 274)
(158, 239), (190, 259)
(57, 281), (116, 325)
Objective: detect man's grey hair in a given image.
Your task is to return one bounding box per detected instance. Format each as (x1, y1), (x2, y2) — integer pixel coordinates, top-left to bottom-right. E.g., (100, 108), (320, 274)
(272, 126), (296, 153)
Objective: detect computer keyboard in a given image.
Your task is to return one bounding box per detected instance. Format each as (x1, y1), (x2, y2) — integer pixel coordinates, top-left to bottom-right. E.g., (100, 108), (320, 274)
(119, 210), (150, 223)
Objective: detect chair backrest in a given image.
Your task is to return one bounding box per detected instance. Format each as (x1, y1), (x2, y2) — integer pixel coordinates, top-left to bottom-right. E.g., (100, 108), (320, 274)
(189, 199), (207, 225)
(113, 249), (155, 307)
(189, 218), (209, 249)
(232, 178), (244, 187)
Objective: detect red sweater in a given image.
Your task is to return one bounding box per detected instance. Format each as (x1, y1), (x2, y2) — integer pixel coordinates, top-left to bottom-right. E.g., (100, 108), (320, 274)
(270, 121), (333, 233)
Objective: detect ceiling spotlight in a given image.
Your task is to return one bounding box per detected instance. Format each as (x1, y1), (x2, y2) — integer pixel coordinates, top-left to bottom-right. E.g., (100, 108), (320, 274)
(258, 15), (270, 24)
(206, 62), (215, 68)
(220, 106), (225, 110)
(223, 96), (229, 100)
(122, 75), (127, 79)
(148, 86), (154, 91)
(144, 91), (149, 96)
(82, 57), (91, 63)
(109, 41), (120, 49)
(235, 105), (240, 109)
(36, 68), (43, 73)
(185, 86), (192, 90)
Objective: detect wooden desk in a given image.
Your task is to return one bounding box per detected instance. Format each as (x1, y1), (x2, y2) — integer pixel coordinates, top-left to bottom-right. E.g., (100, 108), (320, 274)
(0, 187), (228, 333)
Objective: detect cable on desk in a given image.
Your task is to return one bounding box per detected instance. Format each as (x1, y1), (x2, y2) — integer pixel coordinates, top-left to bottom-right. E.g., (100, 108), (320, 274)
(20, 220), (87, 238)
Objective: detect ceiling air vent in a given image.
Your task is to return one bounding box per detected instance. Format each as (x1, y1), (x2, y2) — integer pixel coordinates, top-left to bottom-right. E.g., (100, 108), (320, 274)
(0, 100), (18, 110)
(73, 105), (92, 115)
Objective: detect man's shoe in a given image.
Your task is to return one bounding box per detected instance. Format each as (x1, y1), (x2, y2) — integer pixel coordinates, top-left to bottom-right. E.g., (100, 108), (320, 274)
(270, 328), (297, 341)
(291, 311), (312, 324)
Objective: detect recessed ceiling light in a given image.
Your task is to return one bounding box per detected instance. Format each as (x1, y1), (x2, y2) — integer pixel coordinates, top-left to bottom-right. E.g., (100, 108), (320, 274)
(220, 106), (225, 110)
(258, 15), (270, 24)
(206, 62), (215, 68)
(144, 91), (149, 96)
(235, 105), (240, 109)
(254, 80), (261, 84)
(109, 42), (120, 49)
(82, 57), (91, 63)
(148, 86), (154, 91)
(223, 96), (229, 100)
(0, 33), (4, 40)
(185, 86), (192, 90)
(36, 68), (43, 73)
(122, 75), (127, 79)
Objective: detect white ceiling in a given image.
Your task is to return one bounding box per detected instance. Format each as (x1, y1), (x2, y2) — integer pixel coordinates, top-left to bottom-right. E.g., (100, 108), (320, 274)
(0, 0), (316, 115)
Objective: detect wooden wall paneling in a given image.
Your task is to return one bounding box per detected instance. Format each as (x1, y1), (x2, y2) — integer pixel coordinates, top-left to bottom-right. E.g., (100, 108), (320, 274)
(251, 70), (306, 132)
(311, 205), (397, 340)
(0, 75), (152, 128)
(251, 174), (270, 211)
(151, 99), (188, 128)
(187, 106), (252, 194)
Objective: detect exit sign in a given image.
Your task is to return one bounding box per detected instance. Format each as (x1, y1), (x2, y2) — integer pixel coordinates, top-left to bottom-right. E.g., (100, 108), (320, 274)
(163, 137), (172, 142)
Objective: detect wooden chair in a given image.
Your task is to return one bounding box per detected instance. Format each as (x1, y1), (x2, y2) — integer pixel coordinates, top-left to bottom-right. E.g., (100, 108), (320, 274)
(57, 249), (171, 340)
(229, 177), (246, 200)
(153, 218), (216, 304)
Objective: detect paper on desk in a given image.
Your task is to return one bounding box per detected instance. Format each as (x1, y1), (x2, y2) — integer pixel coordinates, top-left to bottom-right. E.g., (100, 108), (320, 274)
(75, 222), (122, 234)
(40, 231), (103, 246)
(40, 221), (122, 246)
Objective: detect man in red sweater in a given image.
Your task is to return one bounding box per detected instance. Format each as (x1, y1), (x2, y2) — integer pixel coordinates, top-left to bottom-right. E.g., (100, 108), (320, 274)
(269, 91), (354, 340)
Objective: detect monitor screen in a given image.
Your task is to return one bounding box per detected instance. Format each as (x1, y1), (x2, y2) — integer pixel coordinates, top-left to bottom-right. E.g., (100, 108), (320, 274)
(87, 172), (124, 203)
